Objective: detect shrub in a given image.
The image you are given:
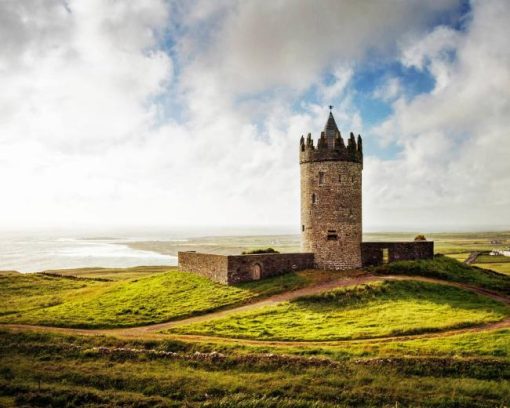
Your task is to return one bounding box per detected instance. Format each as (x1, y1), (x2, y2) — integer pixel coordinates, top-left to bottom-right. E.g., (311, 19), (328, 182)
(414, 234), (427, 241)
(241, 248), (279, 255)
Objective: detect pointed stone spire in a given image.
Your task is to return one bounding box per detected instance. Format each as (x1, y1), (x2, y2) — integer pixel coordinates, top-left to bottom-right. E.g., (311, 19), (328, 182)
(324, 112), (339, 132)
(324, 107), (339, 149)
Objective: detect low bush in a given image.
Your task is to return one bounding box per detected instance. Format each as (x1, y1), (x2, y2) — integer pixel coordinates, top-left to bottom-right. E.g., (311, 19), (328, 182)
(241, 248), (280, 255)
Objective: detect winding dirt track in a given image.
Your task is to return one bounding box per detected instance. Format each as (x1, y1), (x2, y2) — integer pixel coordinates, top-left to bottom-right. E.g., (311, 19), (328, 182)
(2, 274), (510, 346)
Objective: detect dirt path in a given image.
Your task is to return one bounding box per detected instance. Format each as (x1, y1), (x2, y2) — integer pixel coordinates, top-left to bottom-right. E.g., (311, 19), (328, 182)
(2, 274), (510, 345)
(465, 251), (481, 264)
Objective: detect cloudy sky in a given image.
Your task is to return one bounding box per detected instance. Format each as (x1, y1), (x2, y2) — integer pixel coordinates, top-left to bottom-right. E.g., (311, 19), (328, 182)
(0, 0), (509, 232)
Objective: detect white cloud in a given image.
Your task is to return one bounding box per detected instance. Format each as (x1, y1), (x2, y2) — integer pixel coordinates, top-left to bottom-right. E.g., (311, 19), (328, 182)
(3, 0), (508, 233)
(366, 0), (510, 230)
(0, 0), (172, 227)
(372, 78), (402, 102)
(180, 0), (458, 95)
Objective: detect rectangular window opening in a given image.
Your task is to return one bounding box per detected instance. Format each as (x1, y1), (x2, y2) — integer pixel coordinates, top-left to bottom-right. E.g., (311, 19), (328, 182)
(327, 230), (337, 240)
(319, 172), (325, 185)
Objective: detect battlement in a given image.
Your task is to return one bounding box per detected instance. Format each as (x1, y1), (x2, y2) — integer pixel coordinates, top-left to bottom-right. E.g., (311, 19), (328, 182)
(299, 111), (362, 165)
(299, 131), (362, 164)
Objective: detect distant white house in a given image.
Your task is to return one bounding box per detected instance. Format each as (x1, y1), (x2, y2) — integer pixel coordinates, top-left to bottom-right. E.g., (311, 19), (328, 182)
(490, 249), (510, 257)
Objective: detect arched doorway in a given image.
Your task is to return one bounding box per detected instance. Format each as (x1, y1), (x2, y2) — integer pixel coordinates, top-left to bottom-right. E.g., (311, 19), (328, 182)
(251, 263), (262, 280)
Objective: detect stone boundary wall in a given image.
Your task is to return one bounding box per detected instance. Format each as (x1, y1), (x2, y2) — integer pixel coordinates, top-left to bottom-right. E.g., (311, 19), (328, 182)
(178, 252), (230, 284)
(178, 252), (314, 285)
(361, 241), (434, 267)
(227, 253), (314, 284)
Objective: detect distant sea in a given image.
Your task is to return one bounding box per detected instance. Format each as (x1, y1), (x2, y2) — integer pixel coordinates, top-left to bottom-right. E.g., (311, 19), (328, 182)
(0, 231), (180, 273)
(0, 226), (297, 273)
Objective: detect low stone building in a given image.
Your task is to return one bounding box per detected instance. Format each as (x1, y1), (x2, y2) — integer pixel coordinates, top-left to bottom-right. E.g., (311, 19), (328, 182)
(178, 109), (434, 284)
(361, 242), (434, 266)
(178, 252), (314, 285)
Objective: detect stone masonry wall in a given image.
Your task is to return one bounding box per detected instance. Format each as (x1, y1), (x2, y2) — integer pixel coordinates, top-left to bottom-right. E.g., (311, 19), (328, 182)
(227, 253), (314, 284)
(300, 160), (362, 270)
(178, 252), (314, 285)
(178, 252), (229, 284)
(361, 241), (434, 267)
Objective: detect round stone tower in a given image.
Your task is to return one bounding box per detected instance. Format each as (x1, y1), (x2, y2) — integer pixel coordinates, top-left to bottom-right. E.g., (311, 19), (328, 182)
(299, 109), (363, 270)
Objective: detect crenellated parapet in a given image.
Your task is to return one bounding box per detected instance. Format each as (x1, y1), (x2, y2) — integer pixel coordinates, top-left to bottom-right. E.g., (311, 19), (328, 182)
(299, 129), (363, 165)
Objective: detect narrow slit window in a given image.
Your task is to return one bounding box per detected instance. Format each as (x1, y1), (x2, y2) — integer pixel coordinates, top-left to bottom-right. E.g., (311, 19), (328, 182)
(301, 225), (305, 232)
(312, 193), (316, 204)
(327, 230), (337, 240)
(319, 172), (325, 185)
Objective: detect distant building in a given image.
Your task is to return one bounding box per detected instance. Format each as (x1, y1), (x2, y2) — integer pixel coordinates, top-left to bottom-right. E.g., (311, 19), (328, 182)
(179, 109), (434, 284)
(490, 249), (510, 257)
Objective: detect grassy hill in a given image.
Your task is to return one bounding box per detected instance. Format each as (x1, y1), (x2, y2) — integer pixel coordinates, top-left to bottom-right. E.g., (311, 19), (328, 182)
(0, 268), (313, 328)
(2, 257), (510, 406)
(375, 255), (510, 293)
(1, 329), (509, 407)
(170, 280), (509, 341)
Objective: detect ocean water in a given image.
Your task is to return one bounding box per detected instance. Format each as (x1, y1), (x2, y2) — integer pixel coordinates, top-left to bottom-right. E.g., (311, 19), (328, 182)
(0, 226), (298, 273)
(0, 232), (178, 273)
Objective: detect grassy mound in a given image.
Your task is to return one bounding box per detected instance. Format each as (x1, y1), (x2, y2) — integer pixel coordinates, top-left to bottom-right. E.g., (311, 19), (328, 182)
(0, 271), (103, 318)
(41, 265), (172, 281)
(2, 330), (510, 408)
(169, 280), (509, 341)
(0, 269), (310, 328)
(375, 255), (510, 293)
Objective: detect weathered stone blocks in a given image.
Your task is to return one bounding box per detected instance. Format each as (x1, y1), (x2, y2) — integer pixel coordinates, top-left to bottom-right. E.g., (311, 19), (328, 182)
(300, 123), (363, 270)
(361, 241), (434, 267)
(178, 252), (314, 285)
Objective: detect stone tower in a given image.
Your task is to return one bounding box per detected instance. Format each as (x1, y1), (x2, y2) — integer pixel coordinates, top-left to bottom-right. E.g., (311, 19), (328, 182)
(299, 109), (363, 270)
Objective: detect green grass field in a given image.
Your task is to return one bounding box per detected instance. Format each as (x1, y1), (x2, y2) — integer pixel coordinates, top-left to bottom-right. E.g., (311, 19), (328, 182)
(2, 242), (510, 407)
(43, 265), (172, 281)
(475, 263), (510, 276)
(1, 329), (509, 407)
(0, 268), (313, 328)
(476, 255), (510, 263)
(470, 253), (510, 276)
(445, 252), (470, 262)
(235, 328), (510, 361)
(169, 280), (509, 341)
(444, 251), (510, 276)
(375, 255), (510, 293)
